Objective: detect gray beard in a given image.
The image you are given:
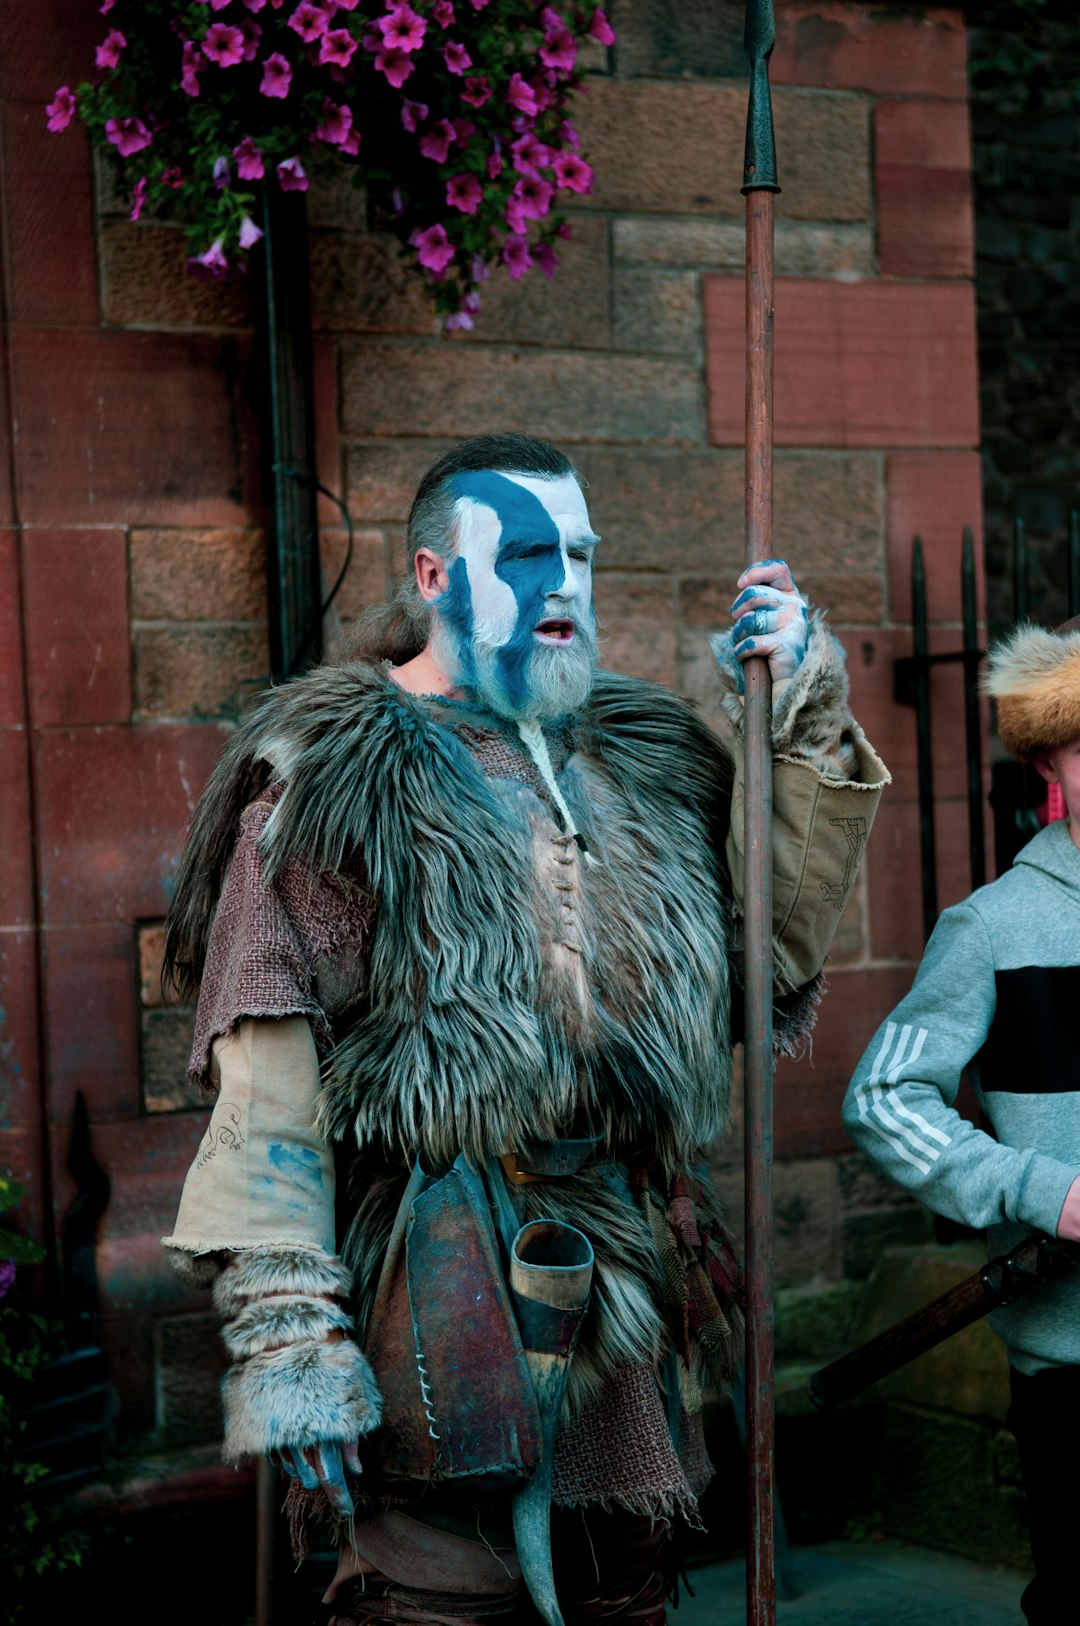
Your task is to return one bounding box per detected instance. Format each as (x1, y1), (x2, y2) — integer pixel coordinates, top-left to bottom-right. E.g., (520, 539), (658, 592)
(430, 613), (599, 723)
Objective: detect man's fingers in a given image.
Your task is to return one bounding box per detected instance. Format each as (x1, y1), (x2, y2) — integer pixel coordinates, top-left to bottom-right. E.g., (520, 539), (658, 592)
(731, 583), (791, 616)
(342, 1442), (363, 1476)
(307, 1443), (355, 1517)
(290, 1447), (320, 1490)
(271, 1448), (299, 1481)
(736, 558), (796, 595)
(733, 632), (784, 663)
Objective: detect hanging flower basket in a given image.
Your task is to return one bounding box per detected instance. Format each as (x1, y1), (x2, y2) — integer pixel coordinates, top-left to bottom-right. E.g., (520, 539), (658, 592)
(48, 1), (615, 327)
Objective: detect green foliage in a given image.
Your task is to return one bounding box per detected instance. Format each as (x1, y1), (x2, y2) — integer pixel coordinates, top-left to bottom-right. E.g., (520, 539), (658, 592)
(0, 1180), (85, 1623)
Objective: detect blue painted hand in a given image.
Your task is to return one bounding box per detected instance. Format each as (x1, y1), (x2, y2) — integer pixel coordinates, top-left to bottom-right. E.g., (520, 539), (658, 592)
(270, 1439), (363, 1515)
(729, 558), (809, 683)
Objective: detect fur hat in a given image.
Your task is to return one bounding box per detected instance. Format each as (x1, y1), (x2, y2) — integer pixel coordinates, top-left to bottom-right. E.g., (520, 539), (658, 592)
(985, 618), (1080, 761)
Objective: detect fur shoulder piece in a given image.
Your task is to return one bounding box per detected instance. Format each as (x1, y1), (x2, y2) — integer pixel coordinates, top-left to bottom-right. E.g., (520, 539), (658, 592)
(985, 622), (1080, 761)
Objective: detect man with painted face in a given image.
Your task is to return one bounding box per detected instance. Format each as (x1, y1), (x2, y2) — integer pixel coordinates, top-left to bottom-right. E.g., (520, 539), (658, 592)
(163, 435), (889, 1626)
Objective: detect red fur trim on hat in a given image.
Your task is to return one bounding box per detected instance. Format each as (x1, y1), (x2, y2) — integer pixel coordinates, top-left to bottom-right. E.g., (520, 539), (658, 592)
(985, 624), (1080, 761)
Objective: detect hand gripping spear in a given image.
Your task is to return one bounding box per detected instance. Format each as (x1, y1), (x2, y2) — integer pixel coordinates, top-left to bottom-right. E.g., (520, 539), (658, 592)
(741, 3), (781, 1622)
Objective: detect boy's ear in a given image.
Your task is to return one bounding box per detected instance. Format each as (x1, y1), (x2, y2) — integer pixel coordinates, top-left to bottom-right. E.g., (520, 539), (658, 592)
(1033, 751), (1060, 786)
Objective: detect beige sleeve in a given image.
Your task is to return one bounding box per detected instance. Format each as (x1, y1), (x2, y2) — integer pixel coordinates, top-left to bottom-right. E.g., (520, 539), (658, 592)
(163, 1015), (337, 1262)
(726, 725), (891, 993)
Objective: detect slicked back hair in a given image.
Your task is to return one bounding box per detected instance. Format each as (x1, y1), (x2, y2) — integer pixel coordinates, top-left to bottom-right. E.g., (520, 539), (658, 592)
(347, 434), (580, 664)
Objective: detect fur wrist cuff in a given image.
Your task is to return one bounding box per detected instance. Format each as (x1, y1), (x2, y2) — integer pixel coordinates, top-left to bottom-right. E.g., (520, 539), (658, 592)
(221, 1337), (383, 1464)
(222, 1294), (354, 1360)
(212, 1247), (354, 1319)
(712, 614), (855, 763)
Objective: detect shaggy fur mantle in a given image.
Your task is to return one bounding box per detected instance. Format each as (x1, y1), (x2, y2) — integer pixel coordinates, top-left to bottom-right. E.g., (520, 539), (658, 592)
(169, 661), (737, 1173)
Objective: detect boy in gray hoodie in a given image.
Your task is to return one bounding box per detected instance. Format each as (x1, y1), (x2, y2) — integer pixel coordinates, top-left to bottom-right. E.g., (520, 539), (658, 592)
(842, 618), (1080, 1626)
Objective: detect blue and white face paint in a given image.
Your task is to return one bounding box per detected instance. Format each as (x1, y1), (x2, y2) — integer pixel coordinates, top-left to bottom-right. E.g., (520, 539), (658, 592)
(430, 469), (600, 721)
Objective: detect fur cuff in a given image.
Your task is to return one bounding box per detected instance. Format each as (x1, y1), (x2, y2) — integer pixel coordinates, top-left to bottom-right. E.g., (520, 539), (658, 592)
(212, 1247), (354, 1319)
(222, 1294), (354, 1360)
(164, 1247), (227, 1290)
(221, 1338), (383, 1464)
(711, 614), (855, 762)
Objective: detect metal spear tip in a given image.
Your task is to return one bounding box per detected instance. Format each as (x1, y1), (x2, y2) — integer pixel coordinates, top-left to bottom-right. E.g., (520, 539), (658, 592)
(744, 0), (776, 64)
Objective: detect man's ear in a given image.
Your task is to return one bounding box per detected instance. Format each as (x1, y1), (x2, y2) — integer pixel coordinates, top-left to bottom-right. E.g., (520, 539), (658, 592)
(414, 548), (450, 603)
(1033, 751), (1060, 786)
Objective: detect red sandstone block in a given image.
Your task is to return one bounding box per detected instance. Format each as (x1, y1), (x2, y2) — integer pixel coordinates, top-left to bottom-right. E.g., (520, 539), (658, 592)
(704, 278), (979, 450)
(42, 924), (141, 1124)
(876, 101), (974, 280)
(3, 103), (98, 326)
(34, 723), (229, 926)
(775, 967), (917, 1158)
(0, 530), (24, 727)
(842, 628), (971, 802)
(887, 453), (984, 624)
(0, 932), (45, 1239)
(23, 529), (131, 725)
(597, 575), (677, 689)
(50, 1112), (207, 1256)
(772, 3), (968, 99)
(0, 736), (34, 926)
(868, 796), (989, 965)
(11, 328), (260, 528)
(0, 1), (103, 103)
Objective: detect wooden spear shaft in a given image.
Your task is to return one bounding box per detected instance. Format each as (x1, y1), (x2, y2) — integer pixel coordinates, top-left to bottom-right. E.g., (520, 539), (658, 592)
(741, 4), (780, 1621)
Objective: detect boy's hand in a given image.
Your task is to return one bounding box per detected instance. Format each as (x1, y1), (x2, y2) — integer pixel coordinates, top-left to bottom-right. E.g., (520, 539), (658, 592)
(1057, 1174), (1080, 1243)
(730, 558), (809, 683)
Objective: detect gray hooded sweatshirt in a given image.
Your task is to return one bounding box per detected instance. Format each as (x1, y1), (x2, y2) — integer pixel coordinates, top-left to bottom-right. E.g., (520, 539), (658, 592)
(842, 819), (1080, 1373)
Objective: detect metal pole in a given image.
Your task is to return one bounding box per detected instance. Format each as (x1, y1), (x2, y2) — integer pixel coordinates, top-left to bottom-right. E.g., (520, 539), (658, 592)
(912, 538), (937, 939)
(741, 4), (780, 1621)
(960, 527), (986, 891)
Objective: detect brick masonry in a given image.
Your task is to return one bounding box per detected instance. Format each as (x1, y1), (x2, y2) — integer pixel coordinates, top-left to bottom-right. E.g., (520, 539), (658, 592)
(0, 0), (984, 1469)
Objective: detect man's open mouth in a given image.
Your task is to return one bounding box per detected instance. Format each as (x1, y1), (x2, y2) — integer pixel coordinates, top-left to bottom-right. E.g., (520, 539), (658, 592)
(534, 619), (576, 643)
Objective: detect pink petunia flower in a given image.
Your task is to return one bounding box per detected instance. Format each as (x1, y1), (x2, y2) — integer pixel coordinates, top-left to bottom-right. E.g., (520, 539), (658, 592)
(239, 19), (263, 59)
(162, 167), (184, 188)
(453, 117), (475, 143)
(539, 27), (576, 73)
(288, 2), (330, 40)
(539, 6), (563, 30)
(506, 73), (538, 117)
(504, 192), (527, 234)
(105, 117), (152, 156)
(320, 27), (357, 66)
(99, 0), (115, 11)
(239, 215), (264, 250)
(418, 118), (456, 163)
(557, 119), (580, 149)
(375, 47), (414, 88)
(276, 156), (309, 190)
(260, 52), (292, 96)
(207, 0), (235, 9)
(190, 238), (229, 278)
(233, 136), (265, 179)
(129, 176), (149, 223)
(530, 80), (554, 114)
(335, 0), (361, 8)
(377, 5), (426, 52)
(441, 41), (471, 74)
(589, 8), (616, 45)
(314, 97), (353, 145)
(45, 86), (76, 133)
(401, 100), (428, 132)
(181, 41), (204, 96)
(413, 223), (454, 275)
(446, 172), (482, 214)
(433, 0), (455, 25)
(502, 235), (532, 280)
(460, 75), (491, 108)
(513, 175), (554, 219)
(444, 309), (473, 331)
(95, 28), (126, 70)
(203, 24), (246, 66)
(0, 1257), (16, 1301)
(486, 149), (503, 180)
(552, 151), (593, 193)
(534, 242), (558, 280)
(213, 154), (231, 189)
(511, 133), (550, 176)
(339, 126), (361, 155)
(470, 254), (489, 284)
(244, 0), (269, 10)
(468, 0), (490, 8)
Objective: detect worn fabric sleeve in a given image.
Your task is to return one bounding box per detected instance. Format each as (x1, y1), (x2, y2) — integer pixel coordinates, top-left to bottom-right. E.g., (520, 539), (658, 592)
(164, 1016), (337, 1261)
(842, 902), (1080, 1235)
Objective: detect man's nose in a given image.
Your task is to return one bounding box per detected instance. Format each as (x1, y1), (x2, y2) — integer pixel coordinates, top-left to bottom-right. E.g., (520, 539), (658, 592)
(551, 547), (580, 601)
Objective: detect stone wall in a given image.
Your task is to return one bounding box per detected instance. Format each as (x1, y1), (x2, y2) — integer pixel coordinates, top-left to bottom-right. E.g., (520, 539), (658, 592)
(0, 0), (990, 1519)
